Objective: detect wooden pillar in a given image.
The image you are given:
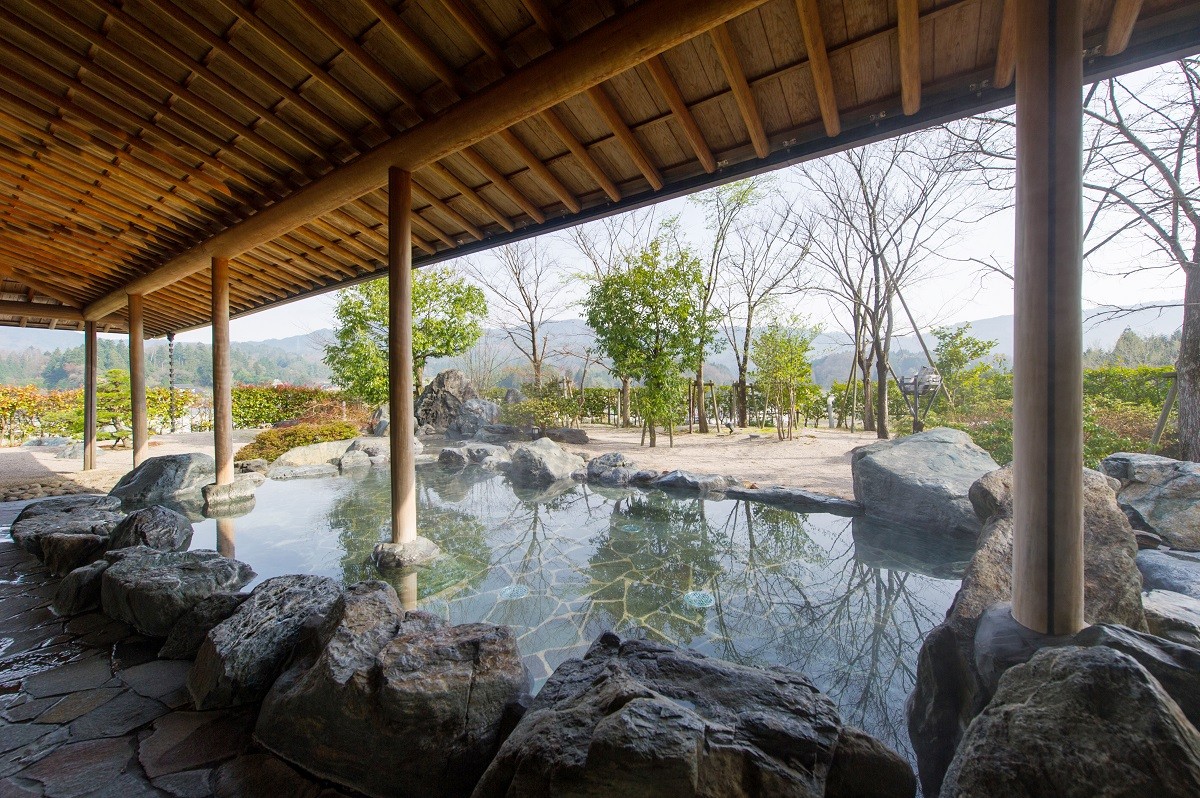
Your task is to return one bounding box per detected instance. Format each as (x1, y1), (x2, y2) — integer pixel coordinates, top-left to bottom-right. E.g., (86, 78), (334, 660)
(83, 320), (97, 471)
(212, 256), (234, 487)
(1011, 0), (1085, 636)
(389, 167), (417, 546)
(128, 293), (147, 467)
(216, 517), (235, 559)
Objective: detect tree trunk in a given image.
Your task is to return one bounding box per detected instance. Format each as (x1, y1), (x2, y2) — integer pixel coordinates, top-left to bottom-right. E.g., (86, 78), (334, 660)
(620, 376), (631, 428)
(860, 357), (875, 432)
(875, 353), (890, 439)
(696, 366), (708, 432)
(736, 380), (749, 427)
(648, 422), (657, 448)
(1179, 265), (1200, 461)
(415, 364), (425, 395)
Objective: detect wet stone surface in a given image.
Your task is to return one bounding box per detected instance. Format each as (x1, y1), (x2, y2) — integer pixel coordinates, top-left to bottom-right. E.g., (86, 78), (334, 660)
(0, 511), (351, 797)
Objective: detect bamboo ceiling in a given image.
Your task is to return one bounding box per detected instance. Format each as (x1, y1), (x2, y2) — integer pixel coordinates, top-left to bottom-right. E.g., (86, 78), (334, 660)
(0, 0), (1198, 337)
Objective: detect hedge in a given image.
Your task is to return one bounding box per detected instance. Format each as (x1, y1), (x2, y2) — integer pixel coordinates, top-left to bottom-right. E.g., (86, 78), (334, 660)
(231, 384), (334, 428)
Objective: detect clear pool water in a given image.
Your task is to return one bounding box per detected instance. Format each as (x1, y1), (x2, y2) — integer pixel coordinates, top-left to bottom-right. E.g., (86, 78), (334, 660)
(189, 465), (971, 760)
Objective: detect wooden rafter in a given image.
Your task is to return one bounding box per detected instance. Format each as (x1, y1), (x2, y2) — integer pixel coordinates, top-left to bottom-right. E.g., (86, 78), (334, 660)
(710, 23), (769, 158)
(644, 55), (716, 174)
(897, 0), (921, 116)
(995, 0), (1017, 89)
(794, 0), (840, 137)
(1106, 0), (1144, 56)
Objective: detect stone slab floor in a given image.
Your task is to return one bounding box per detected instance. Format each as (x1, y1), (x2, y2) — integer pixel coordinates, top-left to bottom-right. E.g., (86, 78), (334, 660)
(0, 499), (352, 798)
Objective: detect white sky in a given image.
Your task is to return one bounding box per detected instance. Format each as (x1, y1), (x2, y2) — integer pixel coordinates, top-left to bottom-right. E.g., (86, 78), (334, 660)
(172, 64), (1187, 345)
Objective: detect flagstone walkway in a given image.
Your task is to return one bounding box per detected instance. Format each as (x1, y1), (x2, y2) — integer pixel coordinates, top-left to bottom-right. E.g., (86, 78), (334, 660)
(0, 499), (350, 798)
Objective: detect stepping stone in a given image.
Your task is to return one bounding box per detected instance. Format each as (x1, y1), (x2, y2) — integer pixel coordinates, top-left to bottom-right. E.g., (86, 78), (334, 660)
(119, 660), (192, 708)
(67, 690), (167, 740)
(18, 736), (136, 798)
(22, 655), (111, 698)
(138, 708), (255, 778)
(1, 695), (58, 723)
(36, 687), (123, 725)
(0, 724), (54, 756)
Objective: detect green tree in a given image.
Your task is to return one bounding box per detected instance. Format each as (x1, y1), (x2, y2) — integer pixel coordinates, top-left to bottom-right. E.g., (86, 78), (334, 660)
(752, 318), (819, 439)
(932, 323), (1001, 409)
(584, 238), (704, 447)
(323, 268), (487, 405)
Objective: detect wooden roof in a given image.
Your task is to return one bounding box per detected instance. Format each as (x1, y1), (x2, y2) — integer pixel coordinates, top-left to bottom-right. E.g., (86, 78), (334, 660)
(0, 0), (1198, 337)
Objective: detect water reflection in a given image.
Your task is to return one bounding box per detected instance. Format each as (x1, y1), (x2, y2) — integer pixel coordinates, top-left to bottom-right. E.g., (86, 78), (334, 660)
(187, 467), (960, 764)
(216, 517), (236, 559)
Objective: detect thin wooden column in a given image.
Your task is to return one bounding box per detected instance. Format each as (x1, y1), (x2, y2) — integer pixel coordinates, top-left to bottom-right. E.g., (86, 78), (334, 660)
(216, 517), (235, 559)
(128, 293), (147, 467)
(1011, 0), (1085, 636)
(211, 256), (234, 486)
(83, 320), (97, 471)
(389, 167), (416, 546)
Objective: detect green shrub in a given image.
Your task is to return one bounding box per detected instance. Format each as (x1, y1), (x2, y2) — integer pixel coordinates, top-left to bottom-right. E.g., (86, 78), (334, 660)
(231, 384), (334, 428)
(234, 421), (360, 462)
(500, 398), (572, 432)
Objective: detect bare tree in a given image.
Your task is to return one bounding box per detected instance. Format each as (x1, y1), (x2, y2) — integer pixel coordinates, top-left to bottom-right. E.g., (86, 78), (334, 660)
(467, 239), (567, 389)
(798, 132), (971, 438)
(949, 59), (1200, 459)
(717, 193), (811, 426)
(450, 334), (513, 392)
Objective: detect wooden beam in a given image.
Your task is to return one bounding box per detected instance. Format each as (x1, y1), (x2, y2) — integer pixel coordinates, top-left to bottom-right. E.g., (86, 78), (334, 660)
(497, 129), (582, 213)
(897, 0), (921, 116)
(1011, 0), (1085, 636)
(794, 0), (841, 137)
(423, 162), (516, 231)
(1105, 0), (1144, 56)
(0, 300), (82, 321)
(645, 55), (716, 173)
(88, 0), (765, 320)
(129, 294), (147, 467)
(459, 148), (547, 223)
(212, 256), (233, 487)
(83, 321), (96, 471)
(389, 167), (416, 546)
(587, 86), (664, 190)
(995, 0), (1017, 89)
(710, 23), (769, 158)
(540, 108), (622, 202)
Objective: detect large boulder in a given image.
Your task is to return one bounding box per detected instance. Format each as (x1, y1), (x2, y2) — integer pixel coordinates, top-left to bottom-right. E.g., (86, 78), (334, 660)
(10, 498), (124, 560)
(507, 438), (584, 487)
(188, 574), (341, 709)
(449, 398), (500, 438)
(39, 532), (109, 576)
(101, 549), (255, 637)
(542, 427), (589, 445)
(1138, 549), (1200, 599)
(650, 469), (740, 493)
(52, 560), (109, 616)
(109, 453), (215, 507)
(415, 369), (478, 431)
(108, 505), (193, 552)
(1102, 452), (1200, 550)
(474, 632), (914, 798)
(159, 593), (247, 660)
(255, 581), (530, 798)
(270, 439), (354, 469)
(586, 452), (640, 486)
(851, 427), (998, 540)
(907, 465), (1146, 797)
(267, 463), (339, 480)
(940, 645), (1200, 797)
(1144, 589), (1200, 648)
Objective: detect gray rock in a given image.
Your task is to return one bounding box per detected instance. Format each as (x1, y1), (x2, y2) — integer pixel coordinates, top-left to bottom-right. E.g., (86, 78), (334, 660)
(414, 369), (478, 431)
(507, 438), (585, 487)
(10, 502), (123, 560)
(55, 440), (85, 459)
(40, 533), (110, 576)
(109, 506), (193, 552)
(449, 398), (500, 438)
(255, 581), (529, 798)
(373, 536), (441, 568)
(109, 453), (216, 508)
(438, 447), (469, 469)
(476, 632), (909, 798)
(474, 424), (527, 444)
(159, 593), (247, 660)
(1102, 452), (1200, 550)
(22, 435), (74, 447)
(266, 463), (339, 480)
(907, 465), (1147, 798)
(14, 494), (121, 520)
(826, 726), (917, 798)
(234, 459), (269, 476)
(1138, 549), (1200, 599)
(585, 452), (638, 486)
(188, 574), (341, 709)
(502, 388), (524, 405)
(941, 645), (1200, 797)
(201, 475), (258, 511)
(337, 450), (371, 473)
(464, 442), (507, 463)
(726, 485), (863, 517)
(52, 561), (110, 616)
(1144, 589), (1200, 647)
(368, 404), (389, 436)
(851, 427), (998, 540)
(542, 427), (588, 445)
(270, 439), (353, 469)
(101, 549), (255, 637)
(649, 469), (739, 493)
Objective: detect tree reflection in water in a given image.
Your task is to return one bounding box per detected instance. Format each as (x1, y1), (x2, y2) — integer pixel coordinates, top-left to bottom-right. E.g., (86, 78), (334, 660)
(314, 467), (956, 758)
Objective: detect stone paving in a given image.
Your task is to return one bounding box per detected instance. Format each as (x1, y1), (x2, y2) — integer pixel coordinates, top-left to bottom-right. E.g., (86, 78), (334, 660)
(0, 499), (352, 798)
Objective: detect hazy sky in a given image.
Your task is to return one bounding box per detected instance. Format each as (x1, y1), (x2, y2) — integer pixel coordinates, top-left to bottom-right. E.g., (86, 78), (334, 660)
(172, 64), (1187, 347)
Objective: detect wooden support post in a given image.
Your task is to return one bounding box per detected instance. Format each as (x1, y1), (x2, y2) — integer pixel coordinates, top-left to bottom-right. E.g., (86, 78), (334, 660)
(216, 517), (235, 559)
(389, 167), (417, 547)
(128, 293), (147, 467)
(1011, 0), (1085, 636)
(83, 320), (97, 471)
(211, 256), (234, 487)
